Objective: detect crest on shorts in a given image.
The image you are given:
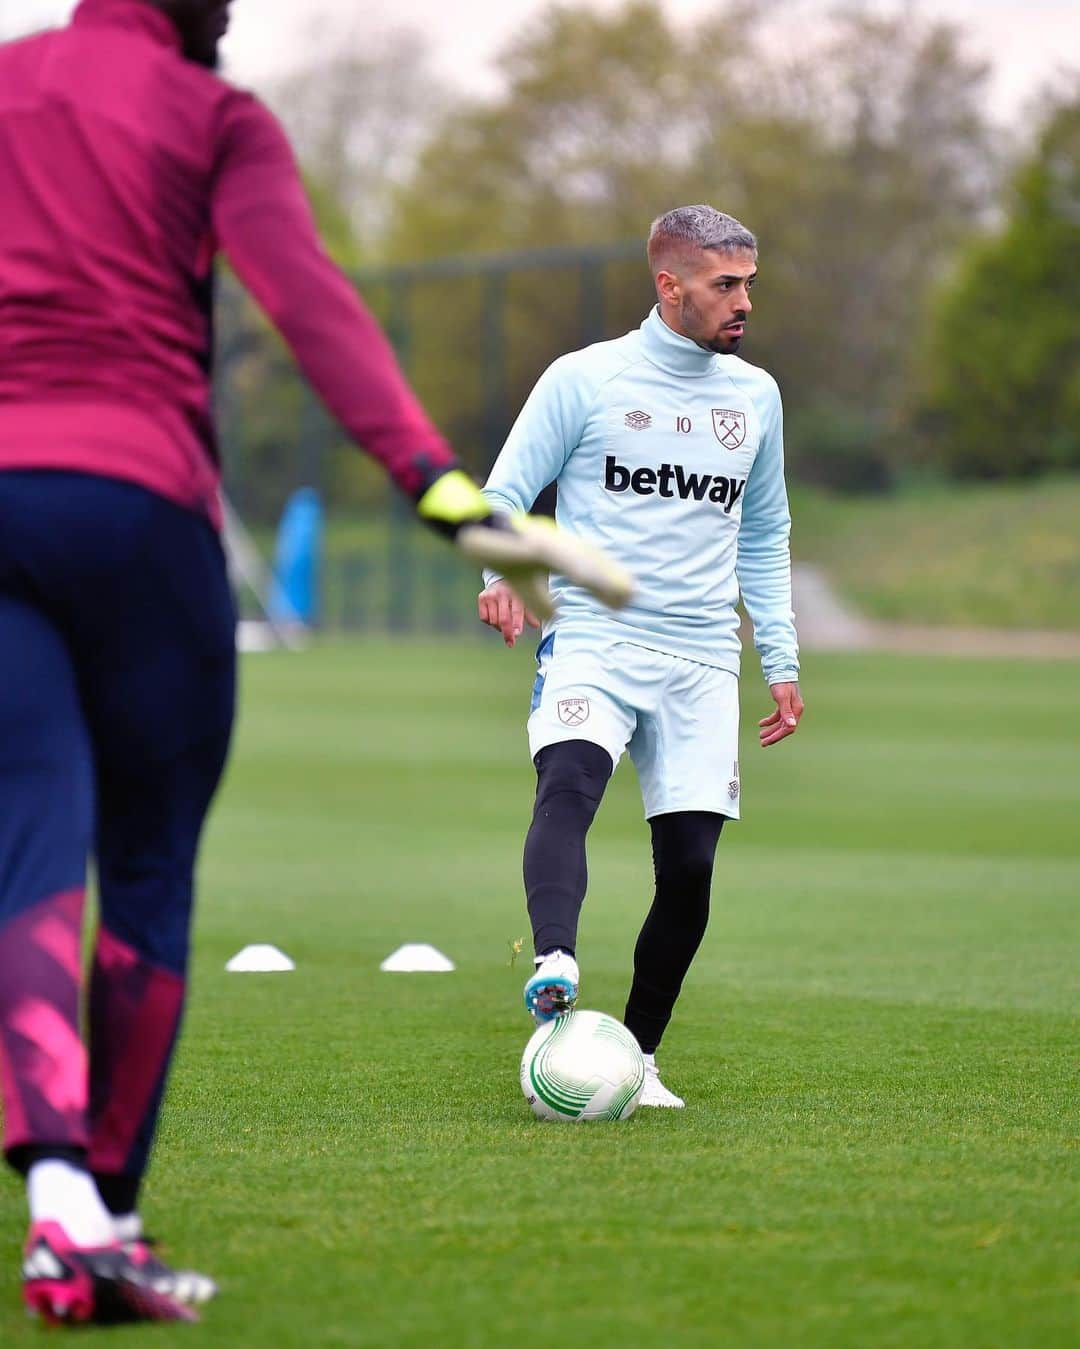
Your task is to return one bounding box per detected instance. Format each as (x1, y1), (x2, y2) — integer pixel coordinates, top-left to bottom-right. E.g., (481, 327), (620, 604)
(728, 758), (740, 801)
(557, 698), (590, 727)
(712, 409), (746, 450)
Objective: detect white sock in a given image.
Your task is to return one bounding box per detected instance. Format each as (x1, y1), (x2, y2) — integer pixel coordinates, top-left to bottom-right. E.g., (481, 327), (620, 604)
(111, 1212), (143, 1244)
(27, 1160), (117, 1248)
(643, 1053), (657, 1068)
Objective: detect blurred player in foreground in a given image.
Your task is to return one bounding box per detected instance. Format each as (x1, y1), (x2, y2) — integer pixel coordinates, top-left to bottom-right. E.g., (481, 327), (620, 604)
(479, 205), (804, 1107)
(0, 0), (630, 1326)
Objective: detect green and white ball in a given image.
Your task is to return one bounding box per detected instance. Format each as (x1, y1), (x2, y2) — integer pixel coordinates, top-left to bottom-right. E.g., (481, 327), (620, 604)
(520, 1010), (646, 1122)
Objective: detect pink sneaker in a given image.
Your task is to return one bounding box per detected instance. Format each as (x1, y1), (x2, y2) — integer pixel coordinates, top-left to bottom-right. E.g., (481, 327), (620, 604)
(124, 1235), (218, 1306)
(22, 1221), (197, 1325)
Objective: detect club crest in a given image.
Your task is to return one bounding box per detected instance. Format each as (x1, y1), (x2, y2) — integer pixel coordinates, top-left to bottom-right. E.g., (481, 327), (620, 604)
(557, 698), (590, 727)
(712, 409), (746, 450)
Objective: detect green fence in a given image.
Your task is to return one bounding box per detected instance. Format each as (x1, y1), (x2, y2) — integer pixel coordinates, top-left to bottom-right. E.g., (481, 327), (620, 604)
(216, 241), (655, 632)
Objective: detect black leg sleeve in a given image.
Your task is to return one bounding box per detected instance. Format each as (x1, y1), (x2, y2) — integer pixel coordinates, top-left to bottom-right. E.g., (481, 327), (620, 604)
(524, 740), (613, 958)
(623, 811), (725, 1054)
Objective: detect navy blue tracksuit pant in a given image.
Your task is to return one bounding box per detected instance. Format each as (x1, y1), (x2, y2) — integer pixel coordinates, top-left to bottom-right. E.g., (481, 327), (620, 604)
(0, 471), (235, 1207)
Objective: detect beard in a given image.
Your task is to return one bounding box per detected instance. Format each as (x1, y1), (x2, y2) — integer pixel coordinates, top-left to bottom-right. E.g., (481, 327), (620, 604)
(703, 331), (742, 355)
(679, 294), (745, 354)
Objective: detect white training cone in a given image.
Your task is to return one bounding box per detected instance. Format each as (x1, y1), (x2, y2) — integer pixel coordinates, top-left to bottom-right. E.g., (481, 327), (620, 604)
(226, 944), (295, 973)
(380, 944), (455, 973)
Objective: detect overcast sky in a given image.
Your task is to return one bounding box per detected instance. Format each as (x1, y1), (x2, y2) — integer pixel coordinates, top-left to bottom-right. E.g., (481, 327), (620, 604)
(7, 0), (1079, 120)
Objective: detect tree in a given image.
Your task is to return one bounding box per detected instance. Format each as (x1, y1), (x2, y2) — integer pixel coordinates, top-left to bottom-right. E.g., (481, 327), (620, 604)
(719, 7), (996, 412)
(383, 1), (998, 488)
(266, 21), (447, 258)
(921, 92), (1080, 477)
(386, 2), (706, 260)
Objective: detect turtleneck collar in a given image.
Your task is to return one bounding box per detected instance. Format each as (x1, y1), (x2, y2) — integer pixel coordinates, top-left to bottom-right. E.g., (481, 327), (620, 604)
(639, 305), (721, 378)
(73, 0), (181, 53)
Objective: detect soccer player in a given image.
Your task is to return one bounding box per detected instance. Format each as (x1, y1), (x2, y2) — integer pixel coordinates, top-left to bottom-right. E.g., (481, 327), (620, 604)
(478, 205), (804, 1108)
(0, 0), (629, 1326)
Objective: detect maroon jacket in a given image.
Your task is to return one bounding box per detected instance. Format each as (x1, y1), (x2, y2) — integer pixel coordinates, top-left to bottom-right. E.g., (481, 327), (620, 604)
(0, 0), (455, 525)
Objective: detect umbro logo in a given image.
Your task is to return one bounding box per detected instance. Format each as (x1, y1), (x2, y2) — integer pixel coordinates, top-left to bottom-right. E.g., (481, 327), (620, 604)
(624, 410), (652, 430)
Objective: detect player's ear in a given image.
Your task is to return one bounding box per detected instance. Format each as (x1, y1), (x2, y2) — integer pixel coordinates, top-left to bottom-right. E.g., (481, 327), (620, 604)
(654, 268), (681, 305)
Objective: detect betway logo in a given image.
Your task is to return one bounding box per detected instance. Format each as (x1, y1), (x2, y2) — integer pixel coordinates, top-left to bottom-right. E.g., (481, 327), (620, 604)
(604, 456), (746, 514)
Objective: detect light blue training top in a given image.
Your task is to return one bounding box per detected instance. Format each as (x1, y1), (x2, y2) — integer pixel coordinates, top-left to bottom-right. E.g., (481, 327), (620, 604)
(482, 306), (800, 686)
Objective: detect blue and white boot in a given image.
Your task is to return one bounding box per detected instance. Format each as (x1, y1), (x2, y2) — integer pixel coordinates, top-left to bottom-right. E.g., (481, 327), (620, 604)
(524, 950), (579, 1024)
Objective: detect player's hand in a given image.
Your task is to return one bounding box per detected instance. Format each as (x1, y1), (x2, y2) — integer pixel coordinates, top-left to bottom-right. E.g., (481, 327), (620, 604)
(478, 580), (541, 648)
(759, 681), (804, 747)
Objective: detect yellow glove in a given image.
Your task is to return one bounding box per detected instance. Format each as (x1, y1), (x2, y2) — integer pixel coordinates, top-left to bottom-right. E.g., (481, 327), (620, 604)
(417, 469), (634, 619)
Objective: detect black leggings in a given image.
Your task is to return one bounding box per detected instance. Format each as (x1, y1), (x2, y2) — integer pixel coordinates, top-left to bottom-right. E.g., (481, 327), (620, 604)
(624, 810), (724, 1053)
(524, 740), (725, 1053)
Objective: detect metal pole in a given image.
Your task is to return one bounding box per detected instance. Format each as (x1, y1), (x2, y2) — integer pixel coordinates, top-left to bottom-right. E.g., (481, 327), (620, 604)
(579, 260), (606, 347)
(482, 271), (507, 464)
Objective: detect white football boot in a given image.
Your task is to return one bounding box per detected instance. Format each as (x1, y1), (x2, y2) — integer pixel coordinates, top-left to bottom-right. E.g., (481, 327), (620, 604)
(638, 1053), (685, 1108)
(523, 950), (579, 1023)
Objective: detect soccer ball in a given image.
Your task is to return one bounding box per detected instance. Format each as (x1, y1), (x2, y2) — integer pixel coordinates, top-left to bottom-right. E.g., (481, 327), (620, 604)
(520, 1009), (646, 1122)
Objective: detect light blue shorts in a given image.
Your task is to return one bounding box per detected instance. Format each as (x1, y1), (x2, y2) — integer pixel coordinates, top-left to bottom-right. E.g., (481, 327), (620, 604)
(528, 633), (742, 819)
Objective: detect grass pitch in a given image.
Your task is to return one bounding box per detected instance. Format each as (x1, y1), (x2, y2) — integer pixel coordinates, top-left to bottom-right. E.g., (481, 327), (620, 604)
(792, 475), (1080, 630)
(1, 640), (1076, 1346)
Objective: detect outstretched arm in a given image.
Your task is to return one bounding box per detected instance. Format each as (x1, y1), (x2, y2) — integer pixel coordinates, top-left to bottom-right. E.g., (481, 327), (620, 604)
(477, 356), (620, 630)
(211, 96), (633, 616)
(211, 94), (460, 504)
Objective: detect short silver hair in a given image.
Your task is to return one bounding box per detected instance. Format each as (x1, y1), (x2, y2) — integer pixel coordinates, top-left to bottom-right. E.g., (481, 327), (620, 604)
(647, 205), (757, 267)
